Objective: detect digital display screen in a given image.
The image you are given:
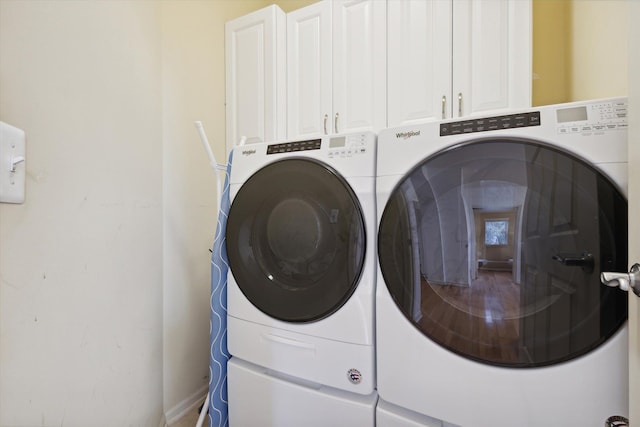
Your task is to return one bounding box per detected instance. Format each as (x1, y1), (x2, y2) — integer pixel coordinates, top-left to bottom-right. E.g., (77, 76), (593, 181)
(557, 106), (588, 123)
(329, 136), (346, 148)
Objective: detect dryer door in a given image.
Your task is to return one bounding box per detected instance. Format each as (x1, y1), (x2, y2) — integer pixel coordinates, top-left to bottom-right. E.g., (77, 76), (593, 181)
(227, 158), (366, 323)
(378, 139), (628, 367)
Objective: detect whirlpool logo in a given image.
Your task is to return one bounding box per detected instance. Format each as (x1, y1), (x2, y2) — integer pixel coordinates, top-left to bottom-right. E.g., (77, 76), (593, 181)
(241, 149), (256, 156)
(347, 368), (362, 385)
(395, 130), (420, 139)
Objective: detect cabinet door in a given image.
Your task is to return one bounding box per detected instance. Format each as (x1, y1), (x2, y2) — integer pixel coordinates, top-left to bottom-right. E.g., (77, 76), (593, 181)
(453, 0), (531, 118)
(332, 0), (387, 134)
(287, 1), (332, 139)
(225, 5), (286, 154)
(387, 0), (452, 126)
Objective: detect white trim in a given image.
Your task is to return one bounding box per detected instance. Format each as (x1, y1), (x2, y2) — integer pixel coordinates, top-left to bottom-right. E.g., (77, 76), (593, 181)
(164, 385), (208, 426)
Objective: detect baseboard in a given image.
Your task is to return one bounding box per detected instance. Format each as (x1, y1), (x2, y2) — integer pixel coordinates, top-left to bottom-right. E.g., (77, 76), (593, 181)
(164, 384), (208, 426)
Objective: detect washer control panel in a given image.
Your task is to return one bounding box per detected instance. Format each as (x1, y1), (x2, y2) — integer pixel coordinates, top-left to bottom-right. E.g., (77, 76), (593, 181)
(327, 133), (370, 158)
(266, 133), (373, 157)
(267, 138), (321, 155)
(556, 99), (627, 135)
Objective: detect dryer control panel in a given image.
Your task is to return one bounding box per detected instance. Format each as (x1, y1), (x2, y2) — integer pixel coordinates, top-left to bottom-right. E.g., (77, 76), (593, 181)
(439, 112), (541, 136)
(556, 99), (627, 135)
(437, 98), (628, 138)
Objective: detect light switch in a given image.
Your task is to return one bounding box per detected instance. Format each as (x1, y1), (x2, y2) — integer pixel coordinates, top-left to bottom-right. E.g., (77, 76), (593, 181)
(0, 121), (26, 204)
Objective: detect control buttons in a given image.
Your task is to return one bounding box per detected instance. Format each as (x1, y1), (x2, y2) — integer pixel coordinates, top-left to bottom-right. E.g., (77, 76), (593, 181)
(328, 145), (367, 158)
(267, 138), (321, 155)
(440, 111), (541, 136)
(556, 100), (628, 135)
(265, 133), (373, 159)
(327, 133), (370, 158)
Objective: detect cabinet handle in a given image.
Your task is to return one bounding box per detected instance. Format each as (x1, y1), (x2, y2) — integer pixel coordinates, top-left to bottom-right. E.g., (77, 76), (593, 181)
(458, 92), (463, 117)
(334, 113), (339, 134)
(323, 114), (328, 135)
(441, 96), (447, 119)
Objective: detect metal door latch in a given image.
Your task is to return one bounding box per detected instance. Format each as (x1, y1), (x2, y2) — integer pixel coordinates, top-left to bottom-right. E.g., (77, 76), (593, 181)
(601, 263), (640, 297)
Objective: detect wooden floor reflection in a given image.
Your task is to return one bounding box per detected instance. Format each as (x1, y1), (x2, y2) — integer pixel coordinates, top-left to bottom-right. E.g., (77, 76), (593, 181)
(418, 270), (529, 365)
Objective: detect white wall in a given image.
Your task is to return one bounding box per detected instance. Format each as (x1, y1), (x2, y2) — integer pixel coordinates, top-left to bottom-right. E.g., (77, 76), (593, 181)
(0, 1), (163, 426)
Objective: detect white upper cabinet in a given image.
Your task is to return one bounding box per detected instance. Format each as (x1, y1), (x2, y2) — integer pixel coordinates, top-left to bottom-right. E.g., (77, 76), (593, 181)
(226, 0), (531, 140)
(387, 0), (452, 126)
(388, 0), (531, 126)
(225, 5), (286, 154)
(453, 0), (532, 118)
(286, 1), (332, 139)
(287, 0), (387, 139)
(332, 0), (387, 136)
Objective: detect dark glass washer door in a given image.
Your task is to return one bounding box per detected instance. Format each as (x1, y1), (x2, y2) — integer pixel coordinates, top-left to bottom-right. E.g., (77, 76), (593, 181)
(378, 138), (628, 368)
(227, 158), (366, 323)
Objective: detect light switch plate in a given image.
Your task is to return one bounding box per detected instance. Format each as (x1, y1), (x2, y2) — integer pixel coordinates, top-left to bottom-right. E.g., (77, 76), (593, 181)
(0, 121), (26, 204)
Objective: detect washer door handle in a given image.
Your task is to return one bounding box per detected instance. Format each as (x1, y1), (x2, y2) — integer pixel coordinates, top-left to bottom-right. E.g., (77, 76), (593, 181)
(601, 263), (640, 297)
(552, 251), (594, 273)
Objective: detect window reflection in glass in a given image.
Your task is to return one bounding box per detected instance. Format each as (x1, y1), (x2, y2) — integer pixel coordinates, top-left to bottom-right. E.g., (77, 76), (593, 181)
(485, 219), (509, 245)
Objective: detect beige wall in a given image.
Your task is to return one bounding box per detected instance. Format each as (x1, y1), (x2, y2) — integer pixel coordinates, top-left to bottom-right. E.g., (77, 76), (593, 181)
(533, 0), (628, 105)
(570, 0), (628, 101)
(160, 0), (274, 420)
(0, 0), (318, 424)
(532, 0), (571, 105)
(0, 1), (163, 425)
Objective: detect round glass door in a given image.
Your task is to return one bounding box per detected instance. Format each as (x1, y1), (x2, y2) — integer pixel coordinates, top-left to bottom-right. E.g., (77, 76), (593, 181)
(227, 158), (366, 323)
(378, 139), (628, 367)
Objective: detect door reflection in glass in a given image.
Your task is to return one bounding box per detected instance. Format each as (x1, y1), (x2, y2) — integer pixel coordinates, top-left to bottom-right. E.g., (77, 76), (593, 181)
(378, 139), (627, 367)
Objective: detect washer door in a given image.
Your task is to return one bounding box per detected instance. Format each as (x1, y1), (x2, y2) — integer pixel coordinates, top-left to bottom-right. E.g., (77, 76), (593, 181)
(227, 158), (366, 323)
(378, 139), (628, 367)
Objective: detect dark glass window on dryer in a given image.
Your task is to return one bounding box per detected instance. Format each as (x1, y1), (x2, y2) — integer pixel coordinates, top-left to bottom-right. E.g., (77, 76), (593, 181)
(226, 158), (366, 323)
(378, 139), (628, 368)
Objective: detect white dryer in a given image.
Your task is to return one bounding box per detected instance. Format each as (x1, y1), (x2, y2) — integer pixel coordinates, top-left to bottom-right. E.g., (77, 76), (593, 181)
(375, 98), (629, 427)
(226, 132), (377, 397)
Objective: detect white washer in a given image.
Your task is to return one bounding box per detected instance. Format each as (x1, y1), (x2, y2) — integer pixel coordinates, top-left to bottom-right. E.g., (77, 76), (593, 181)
(226, 132), (377, 397)
(375, 98), (629, 427)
